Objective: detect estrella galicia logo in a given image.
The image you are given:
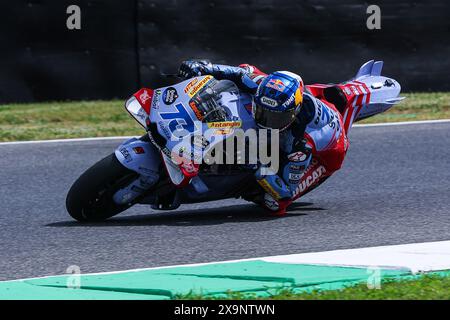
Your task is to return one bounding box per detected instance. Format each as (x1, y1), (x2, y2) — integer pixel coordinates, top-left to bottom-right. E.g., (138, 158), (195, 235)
(162, 87), (178, 105)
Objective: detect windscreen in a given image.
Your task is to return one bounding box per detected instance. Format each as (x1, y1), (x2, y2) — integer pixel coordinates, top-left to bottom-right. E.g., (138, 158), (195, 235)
(189, 80), (240, 123)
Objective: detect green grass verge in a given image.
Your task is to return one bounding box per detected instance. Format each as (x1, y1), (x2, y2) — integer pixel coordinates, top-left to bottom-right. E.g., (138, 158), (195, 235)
(176, 274), (450, 300)
(359, 92), (450, 124)
(0, 100), (143, 142)
(0, 92), (449, 142)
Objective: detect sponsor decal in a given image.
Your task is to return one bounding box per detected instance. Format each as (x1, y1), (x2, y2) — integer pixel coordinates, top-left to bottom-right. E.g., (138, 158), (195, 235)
(207, 121), (242, 129)
(351, 85), (359, 95)
(158, 120), (172, 139)
(189, 100), (204, 121)
(159, 103), (196, 135)
(384, 79), (395, 87)
(288, 151), (307, 162)
(314, 102), (322, 125)
(147, 131), (171, 157)
(135, 108), (147, 121)
(133, 88), (153, 113)
(161, 146), (171, 158)
(295, 163), (326, 195)
(328, 109), (341, 133)
(139, 89), (151, 104)
(119, 147), (132, 163)
(151, 89), (162, 110)
(132, 146), (145, 154)
(314, 100), (333, 126)
(260, 96), (278, 108)
(289, 172), (302, 183)
(266, 79), (286, 92)
(185, 76), (213, 97)
(282, 93), (296, 108)
(214, 128), (233, 135)
(289, 164), (304, 172)
(162, 87), (178, 105)
(184, 78), (198, 93)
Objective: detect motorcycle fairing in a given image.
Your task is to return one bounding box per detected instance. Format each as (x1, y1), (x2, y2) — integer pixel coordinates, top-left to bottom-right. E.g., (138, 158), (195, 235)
(160, 152), (196, 187)
(294, 60), (404, 200)
(307, 60), (404, 134)
(124, 88), (155, 128)
(113, 137), (161, 204)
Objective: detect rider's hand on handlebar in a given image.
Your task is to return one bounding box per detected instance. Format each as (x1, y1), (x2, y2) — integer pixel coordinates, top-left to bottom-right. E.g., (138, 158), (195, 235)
(178, 60), (212, 78)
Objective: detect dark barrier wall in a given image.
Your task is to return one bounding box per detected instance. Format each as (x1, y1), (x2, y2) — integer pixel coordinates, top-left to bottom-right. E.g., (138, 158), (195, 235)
(1, 0), (449, 103)
(0, 0), (138, 103)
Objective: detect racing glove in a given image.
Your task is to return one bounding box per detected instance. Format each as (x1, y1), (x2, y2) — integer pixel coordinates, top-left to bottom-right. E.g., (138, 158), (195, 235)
(178, 60), (259, 93)
(178, 60), (213, 78)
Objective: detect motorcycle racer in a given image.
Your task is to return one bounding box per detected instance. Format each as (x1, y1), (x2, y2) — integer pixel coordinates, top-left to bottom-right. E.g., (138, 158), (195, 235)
(178, 60), (348, 216)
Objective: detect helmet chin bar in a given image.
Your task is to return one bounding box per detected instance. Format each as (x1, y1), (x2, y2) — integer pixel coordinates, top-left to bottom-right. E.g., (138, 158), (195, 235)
(253, 103), (296, 131)
(256, 122), (292, 133)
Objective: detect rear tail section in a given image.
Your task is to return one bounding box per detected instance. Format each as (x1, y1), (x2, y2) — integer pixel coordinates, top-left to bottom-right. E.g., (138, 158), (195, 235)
(339, 60), (405, 132)
(308, 60), (405, 134)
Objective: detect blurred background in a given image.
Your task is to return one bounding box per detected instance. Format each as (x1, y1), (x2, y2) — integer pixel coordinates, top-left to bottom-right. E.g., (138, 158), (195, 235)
(1, 0), (449, 103)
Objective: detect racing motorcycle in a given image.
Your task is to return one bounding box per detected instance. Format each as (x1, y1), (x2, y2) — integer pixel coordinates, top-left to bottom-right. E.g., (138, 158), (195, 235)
(66, 60), (403, 222)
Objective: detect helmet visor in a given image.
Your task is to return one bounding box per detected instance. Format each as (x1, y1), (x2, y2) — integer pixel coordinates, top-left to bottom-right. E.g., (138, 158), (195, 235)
(253, 103), (296, 131)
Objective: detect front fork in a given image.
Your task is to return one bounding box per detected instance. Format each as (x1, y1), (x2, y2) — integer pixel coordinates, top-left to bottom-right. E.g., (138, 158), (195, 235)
(112, 136), (161, 205)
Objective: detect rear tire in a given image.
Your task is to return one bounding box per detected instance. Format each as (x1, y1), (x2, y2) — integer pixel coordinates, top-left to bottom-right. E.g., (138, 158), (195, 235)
(66, 153), (139, 222)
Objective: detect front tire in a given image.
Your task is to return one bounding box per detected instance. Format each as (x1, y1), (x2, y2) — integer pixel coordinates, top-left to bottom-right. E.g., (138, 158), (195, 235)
(66, 153), (138, 222)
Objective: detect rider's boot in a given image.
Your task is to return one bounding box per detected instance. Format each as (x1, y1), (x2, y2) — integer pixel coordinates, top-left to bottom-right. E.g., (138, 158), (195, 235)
(261, 193), (292, 216)
(255, 167), (292, 217)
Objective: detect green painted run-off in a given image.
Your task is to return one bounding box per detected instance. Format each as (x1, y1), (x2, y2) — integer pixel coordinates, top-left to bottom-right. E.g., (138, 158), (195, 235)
(0, 260), (411, 300)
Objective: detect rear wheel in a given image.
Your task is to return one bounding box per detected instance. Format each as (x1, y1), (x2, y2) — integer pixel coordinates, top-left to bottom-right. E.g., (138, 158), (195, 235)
(66, 153), (139, 222)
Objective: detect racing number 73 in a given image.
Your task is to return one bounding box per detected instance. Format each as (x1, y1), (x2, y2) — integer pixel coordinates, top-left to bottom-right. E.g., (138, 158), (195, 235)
(159, 103), (195, 137)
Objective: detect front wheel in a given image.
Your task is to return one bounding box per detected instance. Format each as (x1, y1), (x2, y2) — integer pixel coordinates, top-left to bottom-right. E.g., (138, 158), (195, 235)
(66, 153), (139, 222)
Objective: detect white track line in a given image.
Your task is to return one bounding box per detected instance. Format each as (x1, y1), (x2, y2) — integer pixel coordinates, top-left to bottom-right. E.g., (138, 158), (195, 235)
(2, 240), (450, 283)
(262, 240), (450, 273)
(0, 136), (135, 146)
(353, 118), (450, 127)
(0, 119), (449, 146)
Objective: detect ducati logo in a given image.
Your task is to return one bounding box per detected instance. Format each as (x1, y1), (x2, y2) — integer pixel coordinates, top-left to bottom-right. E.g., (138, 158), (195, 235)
(295, 165), (326, 195)
(139, 90), (151, 104)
